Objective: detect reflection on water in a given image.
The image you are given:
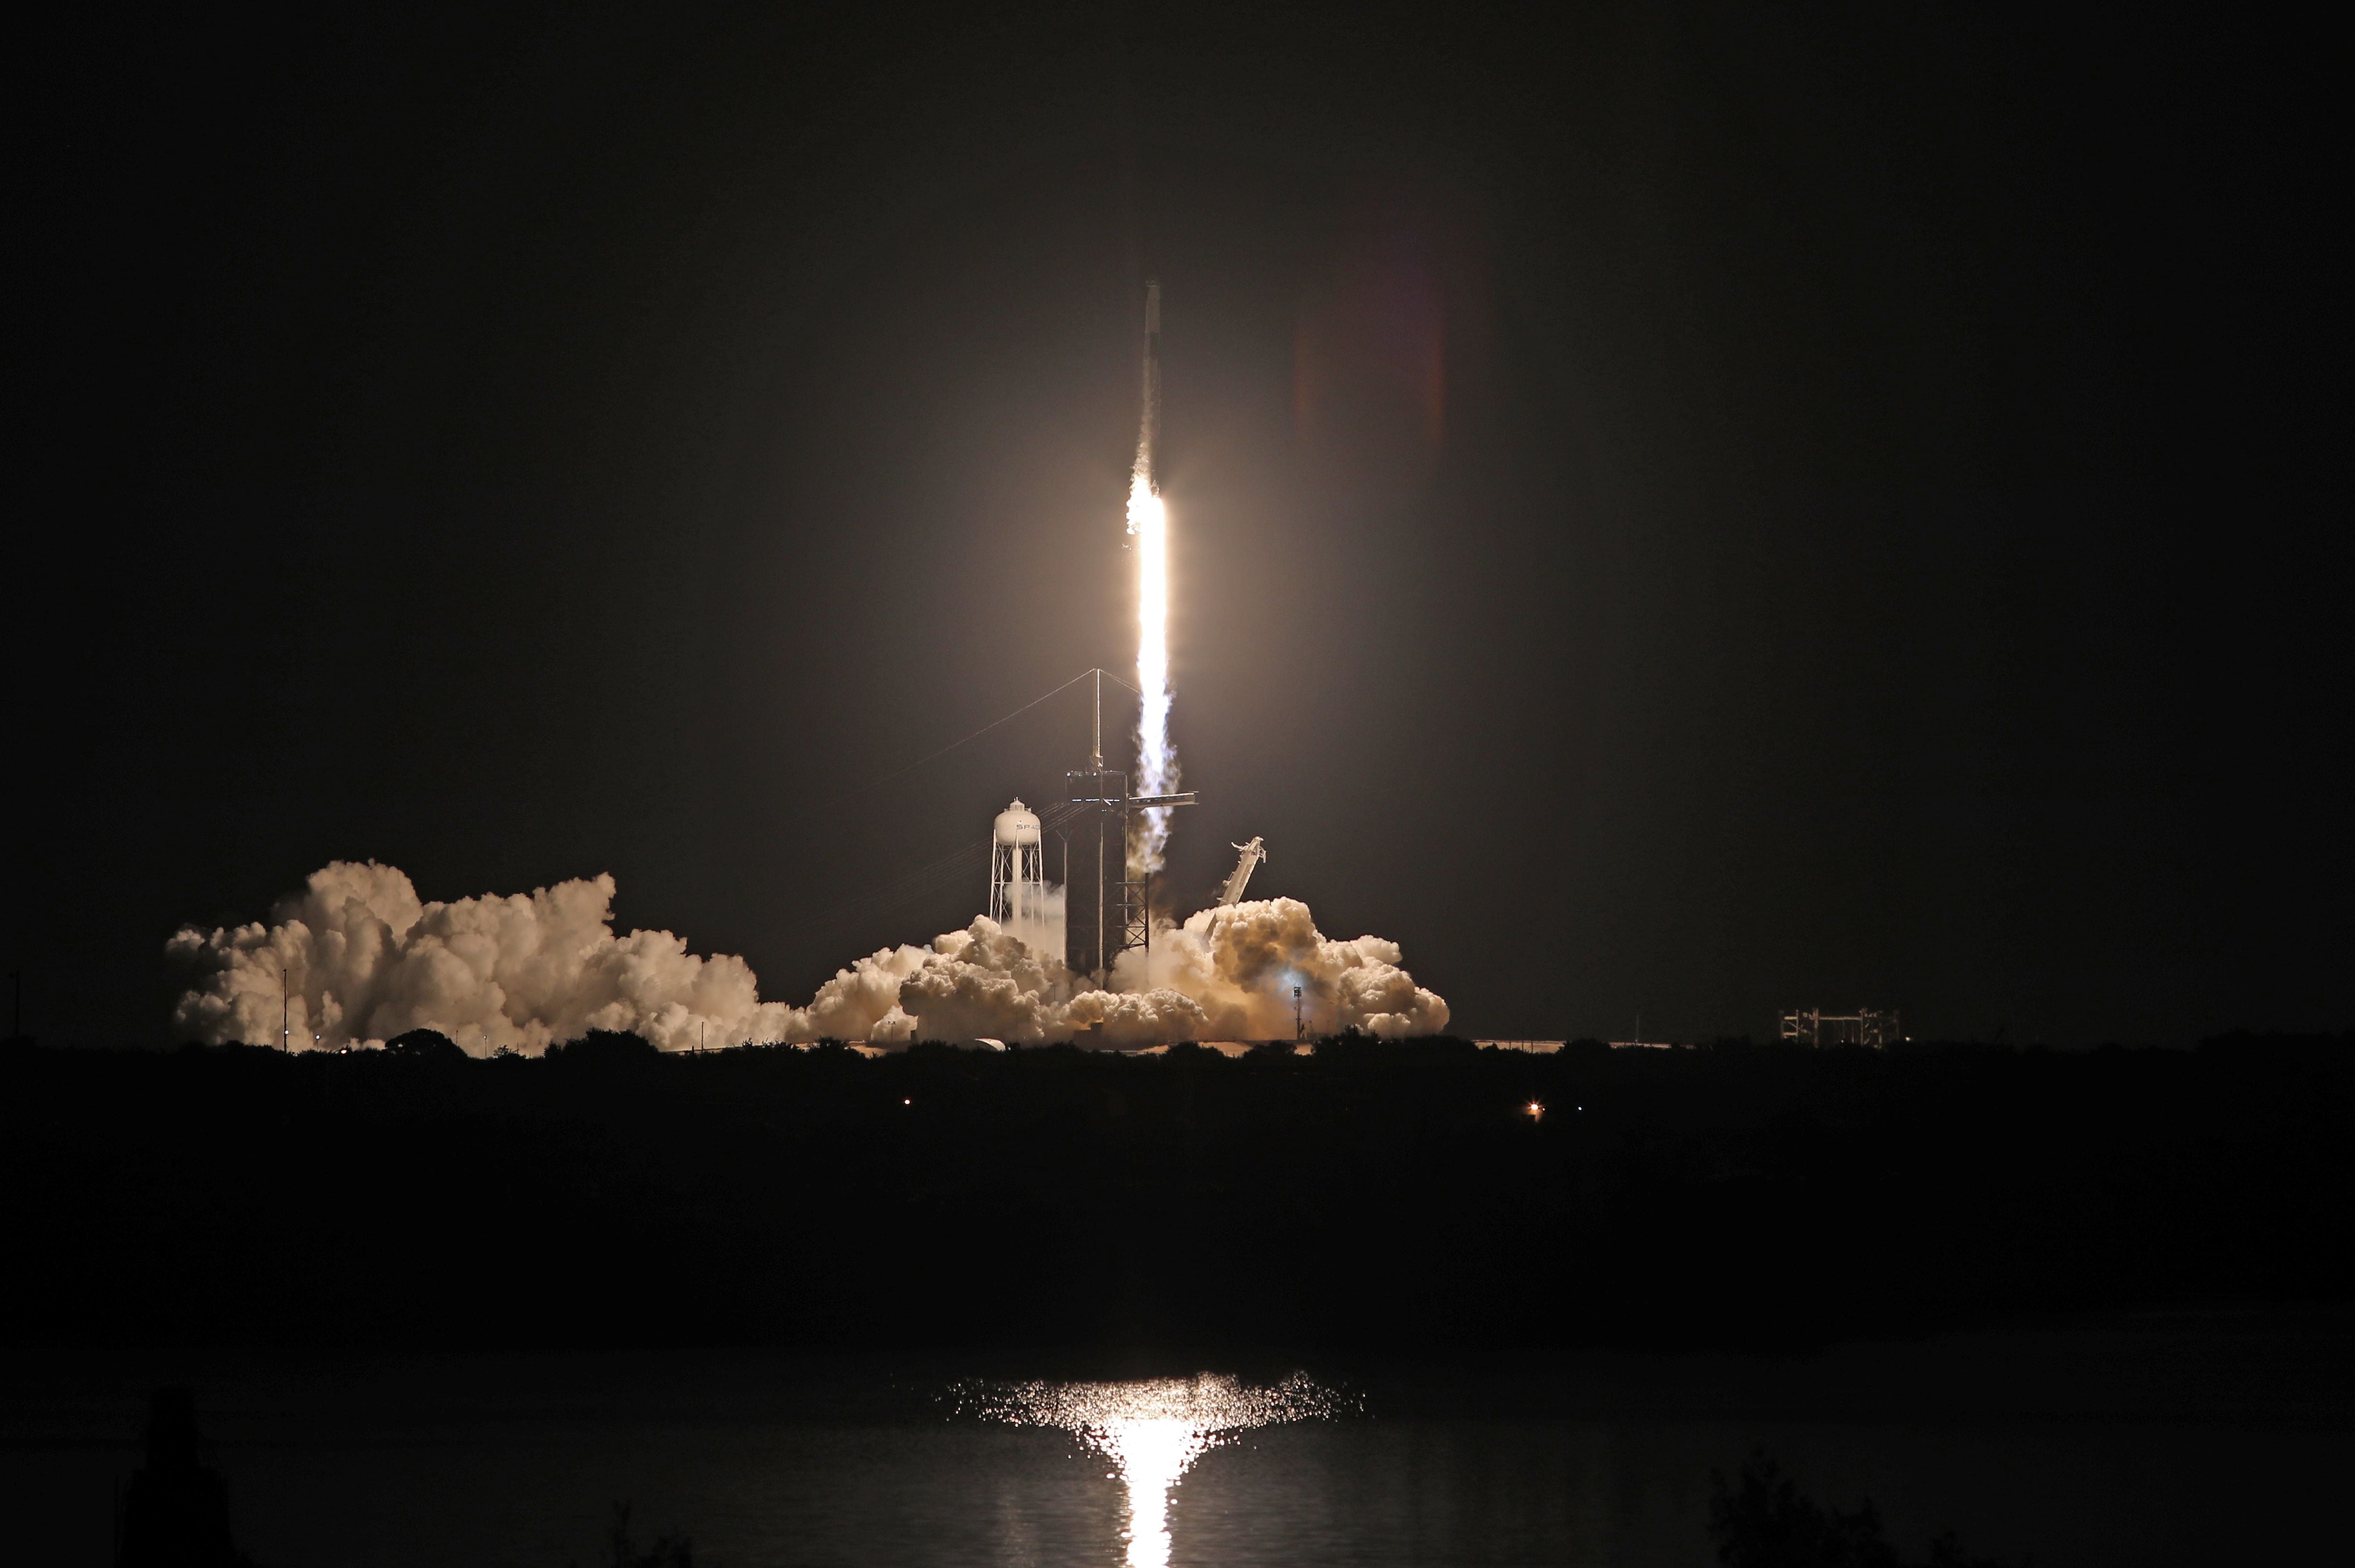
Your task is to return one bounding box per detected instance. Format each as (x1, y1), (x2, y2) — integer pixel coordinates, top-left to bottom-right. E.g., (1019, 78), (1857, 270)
(5, 1325), (2347, 1567)
(961, 1374), (1344, 1567)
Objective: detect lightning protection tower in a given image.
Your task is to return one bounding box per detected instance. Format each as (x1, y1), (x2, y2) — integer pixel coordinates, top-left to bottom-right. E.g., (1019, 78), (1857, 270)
(990, 799), (1047, 929)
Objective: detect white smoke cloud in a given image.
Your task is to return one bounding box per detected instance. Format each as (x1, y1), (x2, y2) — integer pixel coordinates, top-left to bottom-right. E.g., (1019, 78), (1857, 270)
(890, 894), (1448, 1045)
(168, 860), (790, 1054)
(999, 882), (1066, 974)
(1111, 898), (1452, 1040)
(170, 865), (1447, 1053)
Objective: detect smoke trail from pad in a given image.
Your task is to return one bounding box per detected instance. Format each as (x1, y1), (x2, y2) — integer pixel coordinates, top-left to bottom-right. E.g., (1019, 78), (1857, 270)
(1128, 279), (1177, 876)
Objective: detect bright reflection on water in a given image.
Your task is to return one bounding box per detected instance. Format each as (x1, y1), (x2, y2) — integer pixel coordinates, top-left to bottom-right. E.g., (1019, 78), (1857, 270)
(961, 1374), (1343, 1567)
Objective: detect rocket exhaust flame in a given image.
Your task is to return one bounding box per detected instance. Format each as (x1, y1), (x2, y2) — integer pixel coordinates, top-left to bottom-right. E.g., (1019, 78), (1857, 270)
(1129, 473), (1175, 876)
(1129, 280), (1177, 878)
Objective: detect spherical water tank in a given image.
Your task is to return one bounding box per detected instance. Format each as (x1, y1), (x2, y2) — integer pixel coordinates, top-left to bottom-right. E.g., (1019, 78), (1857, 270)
(993, 799), (1041, 846)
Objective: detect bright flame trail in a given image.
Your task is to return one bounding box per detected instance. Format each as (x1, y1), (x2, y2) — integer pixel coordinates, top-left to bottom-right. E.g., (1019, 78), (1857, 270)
(1129, 279), (1176, 877)
(1129, 472), (1174, 873)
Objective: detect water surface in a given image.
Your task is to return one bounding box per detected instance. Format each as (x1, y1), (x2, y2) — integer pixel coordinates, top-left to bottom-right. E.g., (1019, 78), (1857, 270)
(5, 1314), (2347, 1565)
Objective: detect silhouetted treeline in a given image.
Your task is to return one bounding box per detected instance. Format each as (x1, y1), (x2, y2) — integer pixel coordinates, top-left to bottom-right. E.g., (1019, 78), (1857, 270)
(1, 1032), (2347, 1351)
(591, 1502), (696, 1568)
(1711, 1452), (2018, 1568)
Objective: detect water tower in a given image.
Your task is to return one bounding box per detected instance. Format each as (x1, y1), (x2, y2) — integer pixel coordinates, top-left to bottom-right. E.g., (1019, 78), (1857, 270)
(990, 799), (1047, 934)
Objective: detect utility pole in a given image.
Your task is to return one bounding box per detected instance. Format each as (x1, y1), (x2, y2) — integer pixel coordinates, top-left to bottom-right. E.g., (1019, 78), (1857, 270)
(1093, 668), (1104, 982)
(282, 967), (290, 1051)
(1294, 985), (1304, 1042)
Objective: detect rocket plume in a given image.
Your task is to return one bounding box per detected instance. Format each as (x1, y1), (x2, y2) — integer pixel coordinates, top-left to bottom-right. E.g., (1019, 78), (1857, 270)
(1128, 279), (1177, 876)
(1129, 473), (1174, 870)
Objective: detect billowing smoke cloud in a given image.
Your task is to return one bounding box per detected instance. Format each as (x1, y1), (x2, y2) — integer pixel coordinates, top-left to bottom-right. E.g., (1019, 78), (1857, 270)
(168, 861), (790, 1053)
(1114, 898), (1451, 1040)
(846, 895), (1449, 1045)
(170, 864), (1447, 1053)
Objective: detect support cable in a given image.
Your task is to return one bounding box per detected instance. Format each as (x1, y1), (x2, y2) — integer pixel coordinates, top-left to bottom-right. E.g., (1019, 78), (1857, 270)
(870, 669), (1109, 786)
(778, 668), (1126, 955)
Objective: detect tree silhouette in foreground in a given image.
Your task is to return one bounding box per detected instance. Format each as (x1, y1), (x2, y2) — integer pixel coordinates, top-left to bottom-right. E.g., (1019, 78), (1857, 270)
(1711, 1453), (2019, 1568)
(585, 1501), (695, 1568)
(384, 1028), (465, 1062)
(117, 1388), (262, 1568)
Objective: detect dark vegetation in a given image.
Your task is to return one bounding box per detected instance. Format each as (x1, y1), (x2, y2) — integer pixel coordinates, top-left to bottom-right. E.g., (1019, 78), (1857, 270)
(1711, 1453), (2018, 1568)
(0, 1032), (2346, 1351)
(586, 1502), (695, 1568)
(116, 1388), (263, 1568)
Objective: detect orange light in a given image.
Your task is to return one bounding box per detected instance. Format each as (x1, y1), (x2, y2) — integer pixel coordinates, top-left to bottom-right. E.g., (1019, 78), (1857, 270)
(1525, 1100), (1543, 1119)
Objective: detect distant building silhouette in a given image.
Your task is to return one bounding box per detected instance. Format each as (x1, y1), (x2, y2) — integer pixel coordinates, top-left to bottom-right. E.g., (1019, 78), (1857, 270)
(1779, 1008), (1901, 1047)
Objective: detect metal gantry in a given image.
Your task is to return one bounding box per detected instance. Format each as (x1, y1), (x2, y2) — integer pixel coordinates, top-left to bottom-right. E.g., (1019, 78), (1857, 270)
(1065, 668), (1195, 983)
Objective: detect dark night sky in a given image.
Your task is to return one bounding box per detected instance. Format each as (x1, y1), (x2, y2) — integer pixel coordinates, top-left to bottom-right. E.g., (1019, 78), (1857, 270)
(11, 4), (2344, 1045)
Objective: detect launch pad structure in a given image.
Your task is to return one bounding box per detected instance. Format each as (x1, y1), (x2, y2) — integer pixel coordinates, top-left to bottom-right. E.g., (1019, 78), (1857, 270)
(1065, 668), (1194, 982)
(1217, 837), (1268, 906)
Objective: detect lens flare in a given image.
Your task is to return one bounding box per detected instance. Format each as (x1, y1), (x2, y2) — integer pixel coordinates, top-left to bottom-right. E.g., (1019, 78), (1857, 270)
(1128, 471), (1176, 877)
(961, 1373), (1344, 1568)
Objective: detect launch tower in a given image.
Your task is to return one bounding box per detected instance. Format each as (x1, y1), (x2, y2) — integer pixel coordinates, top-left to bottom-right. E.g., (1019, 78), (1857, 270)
(1066, 669), (1193, 982)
